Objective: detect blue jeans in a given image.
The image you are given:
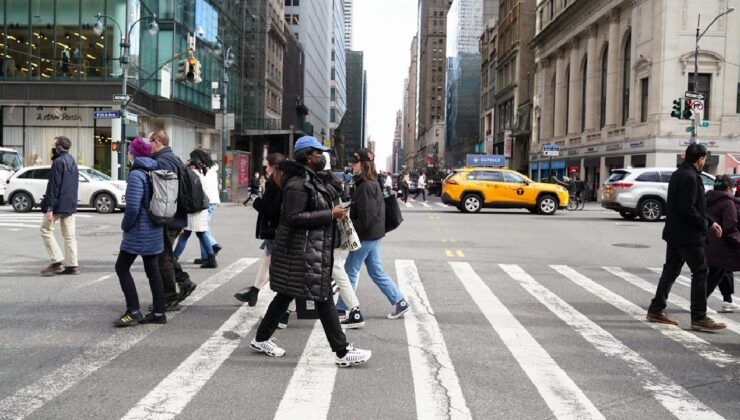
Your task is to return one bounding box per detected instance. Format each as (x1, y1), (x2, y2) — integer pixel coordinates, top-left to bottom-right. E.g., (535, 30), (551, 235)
(174, 230), (214, 259)
(200, 203), (219, 259)
(337, 239), (404, 311)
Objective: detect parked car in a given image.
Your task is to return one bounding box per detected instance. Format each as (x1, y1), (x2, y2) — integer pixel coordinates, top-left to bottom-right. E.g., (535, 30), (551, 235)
(408, 180), (418, 195)
(0, 147), (23, 205)
(7, 165), (126, 213)
(601, 167), (715, 222)
(442, 166), (569, 215)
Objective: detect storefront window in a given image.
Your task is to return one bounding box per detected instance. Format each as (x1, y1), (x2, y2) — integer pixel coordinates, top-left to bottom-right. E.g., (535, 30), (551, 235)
(5, 0), (29, 80)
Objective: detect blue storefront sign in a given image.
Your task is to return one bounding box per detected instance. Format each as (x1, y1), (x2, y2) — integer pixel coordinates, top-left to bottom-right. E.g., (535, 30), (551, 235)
(466, 154), (506, 167)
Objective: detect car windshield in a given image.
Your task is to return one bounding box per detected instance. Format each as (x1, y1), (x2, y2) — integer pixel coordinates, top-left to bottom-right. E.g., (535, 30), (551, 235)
(0, 151), (23, 171)
(606, 171), (629, 183)
(81, 168), (112, 181)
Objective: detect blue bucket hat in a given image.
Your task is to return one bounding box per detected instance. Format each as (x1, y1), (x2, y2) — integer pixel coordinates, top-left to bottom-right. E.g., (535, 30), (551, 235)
(294, 136), (330, 153)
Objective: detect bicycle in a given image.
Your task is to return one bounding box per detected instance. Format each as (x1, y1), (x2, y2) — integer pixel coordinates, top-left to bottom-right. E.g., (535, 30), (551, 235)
(566, 192), (586, 211)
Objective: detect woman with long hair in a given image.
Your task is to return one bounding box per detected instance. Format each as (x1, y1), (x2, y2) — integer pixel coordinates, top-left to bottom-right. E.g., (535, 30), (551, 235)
(174, 156), (218, 268)
(189, 149), (222, 264)
(343, 149), (410, 320)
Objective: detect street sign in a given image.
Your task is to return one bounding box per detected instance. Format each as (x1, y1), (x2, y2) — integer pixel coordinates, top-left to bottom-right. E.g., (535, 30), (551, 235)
(690, 99), (704, 111)
(542, 144), (560, 151)
(466, 154), (506, 167)
(124, 111), (138, 124)
(113, 94), (131, 102)
(685, 91), (705, 100)
(685, 126), (694, 133)
(93, 110), (121, 119)
(543, 150), (560, 157)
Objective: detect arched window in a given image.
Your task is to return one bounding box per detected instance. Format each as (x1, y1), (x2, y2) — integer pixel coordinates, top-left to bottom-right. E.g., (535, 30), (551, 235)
(622, 34), (631, 125)
(564, 66), (570, 133)
(600, 45), (608, 128)
(581, 58), (587, 132)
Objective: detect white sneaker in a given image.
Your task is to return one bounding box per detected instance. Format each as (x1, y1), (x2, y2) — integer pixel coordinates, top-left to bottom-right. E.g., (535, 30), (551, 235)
(719, 301), (739, 313)
(335, 344), (372, 367)
(250, 338), (285, 357)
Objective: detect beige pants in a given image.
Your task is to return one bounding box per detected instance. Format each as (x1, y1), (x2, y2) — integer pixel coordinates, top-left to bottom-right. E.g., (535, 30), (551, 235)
(334, 250), (360, 309)
(40, 214), (78, 267)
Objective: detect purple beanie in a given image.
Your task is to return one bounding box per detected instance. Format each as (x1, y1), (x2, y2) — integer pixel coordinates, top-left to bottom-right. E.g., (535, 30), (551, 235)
(129, 136), (152, 158)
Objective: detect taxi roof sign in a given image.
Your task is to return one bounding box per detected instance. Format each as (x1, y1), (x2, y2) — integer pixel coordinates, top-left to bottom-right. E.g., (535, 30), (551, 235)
(466, 154), (506, 167)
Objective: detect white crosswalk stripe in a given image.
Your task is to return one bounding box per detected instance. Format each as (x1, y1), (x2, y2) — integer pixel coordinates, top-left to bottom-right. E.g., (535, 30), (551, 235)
(450, 262), (604, 419)
(0, 213), (93, 229)
(647, 267), (727, 305)
(500, 264), (724, 419)
(604, 266), (740, 335)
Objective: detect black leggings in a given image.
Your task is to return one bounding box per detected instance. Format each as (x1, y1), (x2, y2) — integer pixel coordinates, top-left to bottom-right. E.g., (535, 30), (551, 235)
(116, 251), (165, 313)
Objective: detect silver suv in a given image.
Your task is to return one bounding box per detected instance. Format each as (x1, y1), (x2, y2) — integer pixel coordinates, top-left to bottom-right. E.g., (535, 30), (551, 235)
(601, 167), (715, 221)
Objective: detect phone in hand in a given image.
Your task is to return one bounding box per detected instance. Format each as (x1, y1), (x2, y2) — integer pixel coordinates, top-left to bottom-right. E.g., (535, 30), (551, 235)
(340, 200), (351, 208)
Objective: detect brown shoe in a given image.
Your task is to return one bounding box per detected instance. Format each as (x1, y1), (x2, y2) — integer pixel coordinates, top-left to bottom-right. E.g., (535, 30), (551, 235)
(40, 262), (64, 276)
(59, 266), (80, 275)
(646, 312), (679, 325)
(691, 317), (727, 331)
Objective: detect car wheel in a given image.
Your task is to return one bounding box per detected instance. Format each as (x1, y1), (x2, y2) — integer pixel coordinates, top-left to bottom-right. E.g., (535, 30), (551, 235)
(94, 193), (115, 214)
(11, 192), (33, 213)
(619, 210), (637, 220)
(537, 195), (558, 215)
(638, 198), (663, 222)
(461, 194), (482, 213)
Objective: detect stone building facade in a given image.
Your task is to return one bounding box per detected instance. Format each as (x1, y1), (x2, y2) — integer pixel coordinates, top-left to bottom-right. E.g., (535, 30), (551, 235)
(531, 0), (740, 196)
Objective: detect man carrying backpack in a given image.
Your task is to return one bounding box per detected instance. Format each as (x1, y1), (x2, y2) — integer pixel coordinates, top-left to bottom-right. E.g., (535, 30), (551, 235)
(148, 130), (197, 310)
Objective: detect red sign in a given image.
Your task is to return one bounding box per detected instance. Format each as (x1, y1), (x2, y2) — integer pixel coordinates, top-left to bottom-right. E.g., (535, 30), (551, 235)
(568, 165), (579, 174)
(238, 154), (250, 186)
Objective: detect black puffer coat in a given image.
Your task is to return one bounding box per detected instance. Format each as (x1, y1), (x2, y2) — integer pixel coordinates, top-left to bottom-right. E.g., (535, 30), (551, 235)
(253, 178), (281, 240)
(351, 176), (385, 241)
(269, 160), (336, 301)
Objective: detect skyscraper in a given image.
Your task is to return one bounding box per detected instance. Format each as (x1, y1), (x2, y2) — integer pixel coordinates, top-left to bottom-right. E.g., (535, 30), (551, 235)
(343, 50), (366, 165)
(393, 110), (404, 172)
(343, 0), (353, 50)
(330, 0), (347, 145)
(403, 36), (418, 170)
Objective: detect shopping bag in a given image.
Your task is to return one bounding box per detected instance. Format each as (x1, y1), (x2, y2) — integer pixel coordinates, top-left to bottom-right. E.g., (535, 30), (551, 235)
(338, 212), (361, 251)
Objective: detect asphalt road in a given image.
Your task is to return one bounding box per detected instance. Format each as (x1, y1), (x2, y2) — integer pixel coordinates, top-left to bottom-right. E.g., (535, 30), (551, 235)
(0, 198), (738, 420)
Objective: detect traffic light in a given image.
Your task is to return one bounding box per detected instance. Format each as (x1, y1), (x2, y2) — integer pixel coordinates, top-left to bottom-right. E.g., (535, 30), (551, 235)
(671, 98), (683, 119)
(186, 56), (196, 82)
(682, 99), (694, 120)
(192, 59), (202, 83)
(111, 142), (119, 152)
(176, 59), (188, 82)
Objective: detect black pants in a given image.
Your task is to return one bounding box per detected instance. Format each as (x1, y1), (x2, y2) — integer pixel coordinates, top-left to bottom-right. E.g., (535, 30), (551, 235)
(707, 268), (735, 302)
(648, 242), (709, 321)
(414, 188), (426, 201)
(401, 187), (409, 202)
(116, 251), (165, 313)
(255, 293), (348, 354)
(158, 227), (190, 302)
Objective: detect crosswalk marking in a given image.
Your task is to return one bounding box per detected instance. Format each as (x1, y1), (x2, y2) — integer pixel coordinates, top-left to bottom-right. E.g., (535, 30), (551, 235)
(123, 290), (273, 420)
(500, 264), (724, 420)
(647, 268), (726, 305)
(403, 200), (413, 208)
(604, 267), (740, 336)
(436, 202), (447, 208)
(450, 262), (604, 419)
(0, 258), (258, 420)
(420, 202), (431, 208)
(274, 320), (338, 420)
(551, 265), (738, 368)
(396, 260), (471, 420)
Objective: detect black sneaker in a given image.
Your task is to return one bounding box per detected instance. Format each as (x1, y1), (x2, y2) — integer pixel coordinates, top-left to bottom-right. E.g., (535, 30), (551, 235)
(234, 286), (260, 306)
(212, 244), (222, 255)
(149, 300), (181, 312)
(387, 298), (410, 319)
(113, 310), (144, 327)
(277, 311), (291, 329)
(177, 279), (197, 303)
(193, 258), (206, 265)
(340, 308), (365, 329)
(141, 312), (167, 324)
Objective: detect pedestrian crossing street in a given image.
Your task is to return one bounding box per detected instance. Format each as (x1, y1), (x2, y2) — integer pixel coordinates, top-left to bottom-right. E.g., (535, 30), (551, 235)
(1, 258), (738, 419)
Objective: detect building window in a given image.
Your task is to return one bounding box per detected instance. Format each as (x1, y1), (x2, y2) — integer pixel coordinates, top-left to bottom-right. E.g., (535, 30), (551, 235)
(622, 35), (631, 125)
(640, 77), (649, 123)
(284, 14), (300, 25)
(581, 59), (587, 132)
(331, 108), (336, 123)
(331, 88), (336, 101)
(285, 0), (299, 5)
(688, 73), (711, 118)
(331, 68), (335, 80)
(600, 45), (608, 129)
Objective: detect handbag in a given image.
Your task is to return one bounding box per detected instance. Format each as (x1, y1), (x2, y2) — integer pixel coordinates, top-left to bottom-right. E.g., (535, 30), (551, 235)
(338, 212), (361, 251)
(384, 191), (403, 233)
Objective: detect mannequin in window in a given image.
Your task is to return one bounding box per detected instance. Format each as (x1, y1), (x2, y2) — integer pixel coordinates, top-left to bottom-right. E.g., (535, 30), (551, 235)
(61, 48), (70, 76)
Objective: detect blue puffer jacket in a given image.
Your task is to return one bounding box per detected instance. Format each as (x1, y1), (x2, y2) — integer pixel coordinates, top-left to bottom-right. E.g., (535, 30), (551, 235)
(120, 157), (164, 256)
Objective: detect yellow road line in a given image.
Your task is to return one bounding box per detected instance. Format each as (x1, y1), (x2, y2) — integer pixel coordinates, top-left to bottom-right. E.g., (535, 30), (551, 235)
(445, 250), (453, 257)
(456, 250), (465, 257)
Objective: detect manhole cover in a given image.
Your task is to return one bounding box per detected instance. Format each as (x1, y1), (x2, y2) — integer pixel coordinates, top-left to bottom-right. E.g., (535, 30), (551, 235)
(612, 243), (650, 249)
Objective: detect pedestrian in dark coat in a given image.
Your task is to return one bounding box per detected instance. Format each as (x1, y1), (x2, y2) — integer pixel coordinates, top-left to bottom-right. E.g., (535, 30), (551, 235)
(705, 175), (740, 312)
(647, 143), (725, 331)
(250, 136), (371, 367)
(39, 135), (80, 276)
(148, 130), (195, 310)
(114, 137), (166, 327)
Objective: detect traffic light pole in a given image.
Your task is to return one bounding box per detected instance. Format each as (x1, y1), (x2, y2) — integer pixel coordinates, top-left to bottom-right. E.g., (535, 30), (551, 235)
(691, 20), (700, 144)
(220, 46), (232, 203)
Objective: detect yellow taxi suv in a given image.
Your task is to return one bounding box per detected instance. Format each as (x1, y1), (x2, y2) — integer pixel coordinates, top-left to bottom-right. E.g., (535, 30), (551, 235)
(441, 167), (569, 215)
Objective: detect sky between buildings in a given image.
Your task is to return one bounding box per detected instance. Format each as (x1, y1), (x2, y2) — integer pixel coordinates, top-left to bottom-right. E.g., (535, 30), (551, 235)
(354, 0), (417, 171)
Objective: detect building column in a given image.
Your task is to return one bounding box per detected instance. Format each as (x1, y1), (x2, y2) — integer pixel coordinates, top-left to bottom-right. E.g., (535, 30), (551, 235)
(553, 49), (566, 138)
(567, 39), (581, 135)
(605, 9), (620, 127)
(584, 25), (598, 131)
(539, 58), (554, 141)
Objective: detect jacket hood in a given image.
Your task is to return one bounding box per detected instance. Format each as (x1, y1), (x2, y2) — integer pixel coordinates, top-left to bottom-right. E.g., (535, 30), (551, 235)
(706, 189), (734, 207)
(279, 160), (310, 177)
(132, 156), (158, 172)
(151, 146), (173, 159)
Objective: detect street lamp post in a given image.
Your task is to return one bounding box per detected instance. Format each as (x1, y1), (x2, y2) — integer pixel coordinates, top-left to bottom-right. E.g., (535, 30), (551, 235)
(215, 37), (235, 202)
(691, 7), (734, 144)
(93, 12), (158, 180)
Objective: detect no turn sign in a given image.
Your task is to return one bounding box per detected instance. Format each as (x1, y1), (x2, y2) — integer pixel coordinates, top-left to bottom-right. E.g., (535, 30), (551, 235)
(691, 100), (704, 111)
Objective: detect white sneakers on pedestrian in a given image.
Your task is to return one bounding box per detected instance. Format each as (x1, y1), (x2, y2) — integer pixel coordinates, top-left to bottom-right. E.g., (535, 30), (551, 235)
(250, 338), (285, 357)
(335, 344), (372, 367)
(719, 301), (739, 313)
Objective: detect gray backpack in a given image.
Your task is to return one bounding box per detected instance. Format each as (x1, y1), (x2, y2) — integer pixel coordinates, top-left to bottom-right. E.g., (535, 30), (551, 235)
(147, 170), (178, 225)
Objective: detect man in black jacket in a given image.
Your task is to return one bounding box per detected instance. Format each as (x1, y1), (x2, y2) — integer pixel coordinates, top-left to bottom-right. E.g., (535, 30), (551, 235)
(149, 130), (196, 310)
(647, 143), (725, 331)
(40, 136), (80, 276)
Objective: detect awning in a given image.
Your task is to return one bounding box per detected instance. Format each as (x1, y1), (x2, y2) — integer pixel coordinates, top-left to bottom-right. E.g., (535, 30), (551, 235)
(726, 153), (740, 169)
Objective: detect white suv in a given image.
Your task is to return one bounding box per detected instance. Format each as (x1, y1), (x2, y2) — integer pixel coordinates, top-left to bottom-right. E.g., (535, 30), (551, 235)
(601, 167), (715, 222)
(7, 165), (126, 213)
(0, 147), (23, 205)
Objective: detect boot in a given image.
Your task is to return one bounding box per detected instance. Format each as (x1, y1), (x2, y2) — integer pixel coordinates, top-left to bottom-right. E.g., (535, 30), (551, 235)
(200, 254), (218, 269)
(234, 286), (260, 306)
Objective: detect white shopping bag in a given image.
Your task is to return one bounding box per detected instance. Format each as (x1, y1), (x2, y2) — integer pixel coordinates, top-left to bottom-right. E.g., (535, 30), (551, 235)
(338, 212), (361, 251)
